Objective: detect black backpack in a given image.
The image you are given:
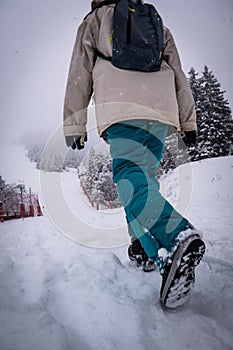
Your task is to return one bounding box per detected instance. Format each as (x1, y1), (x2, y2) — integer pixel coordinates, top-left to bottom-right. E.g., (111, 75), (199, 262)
(86, 0), (164, 72)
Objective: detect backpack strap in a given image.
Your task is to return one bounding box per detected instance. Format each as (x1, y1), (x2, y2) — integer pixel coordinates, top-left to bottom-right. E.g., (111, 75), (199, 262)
(147, 4), (164, 54)
(86, 0), (120, 62)
(113, 0), (129, 46)
(94, 49), (112, 62)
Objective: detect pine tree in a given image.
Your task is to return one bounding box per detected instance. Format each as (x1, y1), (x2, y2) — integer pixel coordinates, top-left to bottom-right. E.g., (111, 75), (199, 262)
(188, 67), (203, 161)
(0, 176), (22, 216)
(80, 148), (106, 194)
(188, 67), (202, 103)
(160, 130), (191, 174)
(39, 148), (65, 172)
(64, 149), (82, 170)
(189, 66), (233, 160)
(93, 160), (118, 203)
(27, 144), (43, 163)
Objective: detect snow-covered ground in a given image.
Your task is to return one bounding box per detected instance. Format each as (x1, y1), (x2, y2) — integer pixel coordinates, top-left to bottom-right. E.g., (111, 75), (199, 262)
(0, 154), (233, 350)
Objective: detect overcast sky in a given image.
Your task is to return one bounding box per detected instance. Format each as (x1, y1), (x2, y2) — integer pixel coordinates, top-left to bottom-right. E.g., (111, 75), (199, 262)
(0, 0), (233, 156)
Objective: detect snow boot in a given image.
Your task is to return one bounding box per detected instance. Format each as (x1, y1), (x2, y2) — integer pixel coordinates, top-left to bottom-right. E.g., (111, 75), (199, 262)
(128, 239), (156, 272)
(160, 233), (205, 308)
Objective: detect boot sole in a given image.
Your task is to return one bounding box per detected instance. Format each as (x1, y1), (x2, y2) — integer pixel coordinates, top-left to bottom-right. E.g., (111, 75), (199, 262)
(160, 235), (205, 308)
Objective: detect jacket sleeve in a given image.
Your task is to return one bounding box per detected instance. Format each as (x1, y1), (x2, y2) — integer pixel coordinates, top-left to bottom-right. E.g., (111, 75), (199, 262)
(162, 27), (197, 131)
(63, 18), (97, 137)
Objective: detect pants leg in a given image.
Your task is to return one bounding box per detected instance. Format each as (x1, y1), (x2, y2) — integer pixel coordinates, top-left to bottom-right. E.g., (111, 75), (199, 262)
(144, 122), (192, 250)
(105, 120), (192, 261)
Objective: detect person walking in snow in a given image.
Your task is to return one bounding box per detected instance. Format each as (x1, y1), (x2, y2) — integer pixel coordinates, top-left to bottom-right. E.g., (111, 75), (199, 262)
(64, 0), (205, 308)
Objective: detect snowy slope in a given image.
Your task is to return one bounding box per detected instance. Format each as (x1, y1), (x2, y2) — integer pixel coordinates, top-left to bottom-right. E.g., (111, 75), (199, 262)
(0, 156), (233, 350)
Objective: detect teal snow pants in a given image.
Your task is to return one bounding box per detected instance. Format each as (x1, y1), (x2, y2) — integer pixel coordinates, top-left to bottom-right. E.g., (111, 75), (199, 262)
(105, 120), (192, 261)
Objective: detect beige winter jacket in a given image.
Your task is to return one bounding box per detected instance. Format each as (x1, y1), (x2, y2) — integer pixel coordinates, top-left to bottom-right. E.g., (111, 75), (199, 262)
(63, 2), (196, 139)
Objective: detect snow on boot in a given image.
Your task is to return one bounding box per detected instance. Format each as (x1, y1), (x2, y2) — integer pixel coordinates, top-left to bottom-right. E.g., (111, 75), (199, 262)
(128, 240), (156, 272)
(160, 233), (205, 308)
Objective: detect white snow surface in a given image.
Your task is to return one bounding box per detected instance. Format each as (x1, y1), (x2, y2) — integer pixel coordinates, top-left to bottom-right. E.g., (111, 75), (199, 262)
(0, 152), (233, 350)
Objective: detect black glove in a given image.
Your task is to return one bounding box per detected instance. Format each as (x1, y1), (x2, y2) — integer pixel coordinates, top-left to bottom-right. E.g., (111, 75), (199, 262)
(179, 131), (197, 148)
(65, 134), (87, 150)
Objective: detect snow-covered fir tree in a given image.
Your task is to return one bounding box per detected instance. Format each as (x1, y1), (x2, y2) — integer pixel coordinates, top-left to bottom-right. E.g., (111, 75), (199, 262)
(79, 148), (106, 193)
(188, 67), (202, 107)
(188, 65), (233, 160)
(79, 150), (121, 208)
(25, 141), (82, 172)
(160, 129), (191, 174)
(92, 160), (119, 204)
(0, 176), (22, 216)
(39, 149), (65, 172)
(64, 149), (82, 170)
(27, 144), (43, 164)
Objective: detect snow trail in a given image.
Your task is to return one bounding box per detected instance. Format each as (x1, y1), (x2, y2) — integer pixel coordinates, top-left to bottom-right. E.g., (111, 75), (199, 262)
(0, 156), (233, 350)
